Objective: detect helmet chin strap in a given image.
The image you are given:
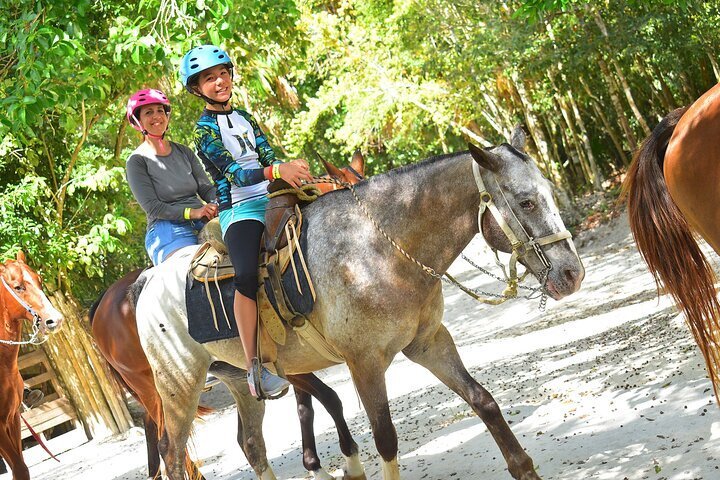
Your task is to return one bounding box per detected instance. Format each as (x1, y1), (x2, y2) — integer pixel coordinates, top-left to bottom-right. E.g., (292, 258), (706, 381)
(194, 91), (232, 109)
(132, 113), (170, 149)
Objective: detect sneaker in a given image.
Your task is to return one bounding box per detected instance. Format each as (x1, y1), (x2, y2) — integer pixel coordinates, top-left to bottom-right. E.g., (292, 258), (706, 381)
(247, 361), (290, 398)
(22, 387), (44, 409)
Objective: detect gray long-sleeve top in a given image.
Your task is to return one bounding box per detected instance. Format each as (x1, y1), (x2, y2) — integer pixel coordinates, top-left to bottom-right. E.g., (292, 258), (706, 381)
(126, 141), (216, 230)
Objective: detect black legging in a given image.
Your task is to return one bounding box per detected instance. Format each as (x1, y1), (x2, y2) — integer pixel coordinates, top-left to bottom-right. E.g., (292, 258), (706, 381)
(224, 219), (264, 300)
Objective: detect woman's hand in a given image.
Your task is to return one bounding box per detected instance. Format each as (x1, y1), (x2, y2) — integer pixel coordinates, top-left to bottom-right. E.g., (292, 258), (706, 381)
(278, 159), (313, 188)
(190, 203), (218, 222)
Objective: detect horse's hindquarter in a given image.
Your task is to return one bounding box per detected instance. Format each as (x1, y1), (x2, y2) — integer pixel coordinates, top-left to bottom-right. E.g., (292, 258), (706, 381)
(135, 246), (213, 375)
(665, 83), (720, 253)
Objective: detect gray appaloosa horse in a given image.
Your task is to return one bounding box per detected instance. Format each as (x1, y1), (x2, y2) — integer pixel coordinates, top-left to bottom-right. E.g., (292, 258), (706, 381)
(135, 127), (584, 480)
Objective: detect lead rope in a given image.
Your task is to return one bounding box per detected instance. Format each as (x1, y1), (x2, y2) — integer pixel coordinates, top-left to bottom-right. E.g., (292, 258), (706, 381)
(307, 176), (547, 307)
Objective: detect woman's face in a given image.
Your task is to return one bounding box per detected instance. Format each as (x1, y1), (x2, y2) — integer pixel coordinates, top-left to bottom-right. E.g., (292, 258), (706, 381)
(138, 104), (169, 136)
(196, 64), (233, 104)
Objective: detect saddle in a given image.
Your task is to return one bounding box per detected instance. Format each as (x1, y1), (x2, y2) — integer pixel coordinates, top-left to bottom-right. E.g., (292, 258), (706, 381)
(189, 181), (344, 363)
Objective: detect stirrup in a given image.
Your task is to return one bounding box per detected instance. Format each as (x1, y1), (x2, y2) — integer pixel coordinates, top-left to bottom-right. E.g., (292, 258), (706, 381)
(250, 357), (264, 401)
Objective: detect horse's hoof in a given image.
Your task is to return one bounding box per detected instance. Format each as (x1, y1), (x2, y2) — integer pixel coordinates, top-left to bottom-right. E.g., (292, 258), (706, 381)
(342, 472), (367, 480)
(311, 468), (334, 480)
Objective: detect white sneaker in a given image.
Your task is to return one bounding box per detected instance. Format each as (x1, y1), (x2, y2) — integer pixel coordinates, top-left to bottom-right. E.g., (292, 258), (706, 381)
(247, 361), (290, 398)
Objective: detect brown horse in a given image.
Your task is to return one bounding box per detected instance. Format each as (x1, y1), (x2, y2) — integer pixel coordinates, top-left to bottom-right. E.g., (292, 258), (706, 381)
(89, 156), (367, 479)
(315, 151), (365, 194)
(622, 82), (720, 401)
(0, 252), (63, 480)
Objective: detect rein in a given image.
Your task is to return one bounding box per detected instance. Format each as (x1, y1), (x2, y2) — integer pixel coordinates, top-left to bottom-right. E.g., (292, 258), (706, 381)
(0, 277), (48, 346)
(307, 159), (573, 309)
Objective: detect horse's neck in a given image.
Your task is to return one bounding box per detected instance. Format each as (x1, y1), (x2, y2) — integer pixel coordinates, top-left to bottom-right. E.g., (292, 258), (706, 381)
(0, 305), (22, 361)
(360, 154), (479, 274)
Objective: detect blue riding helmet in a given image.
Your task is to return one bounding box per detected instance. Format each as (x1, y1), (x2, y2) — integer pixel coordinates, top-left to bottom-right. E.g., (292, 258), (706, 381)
(180, 45), (234, 93)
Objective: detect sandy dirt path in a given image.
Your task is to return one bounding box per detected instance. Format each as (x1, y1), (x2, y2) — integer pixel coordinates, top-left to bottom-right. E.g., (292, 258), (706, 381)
(7, 212), (720, 480)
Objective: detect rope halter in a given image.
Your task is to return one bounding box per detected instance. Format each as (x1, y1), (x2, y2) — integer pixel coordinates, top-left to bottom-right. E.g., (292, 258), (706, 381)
(0, 276), (49, 346)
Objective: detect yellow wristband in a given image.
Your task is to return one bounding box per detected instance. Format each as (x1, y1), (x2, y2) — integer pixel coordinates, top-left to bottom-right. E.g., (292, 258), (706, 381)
(272, 164), (281, 180)
(184, 207), (191, 220)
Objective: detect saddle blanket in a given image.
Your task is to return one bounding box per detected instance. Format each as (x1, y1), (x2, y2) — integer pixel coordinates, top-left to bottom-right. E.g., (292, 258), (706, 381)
(186, 228), (313, 344)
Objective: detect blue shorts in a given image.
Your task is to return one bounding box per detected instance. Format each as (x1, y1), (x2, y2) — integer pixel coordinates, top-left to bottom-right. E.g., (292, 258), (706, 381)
(219, 196), (268, 239)
(145, 219), (205, 266)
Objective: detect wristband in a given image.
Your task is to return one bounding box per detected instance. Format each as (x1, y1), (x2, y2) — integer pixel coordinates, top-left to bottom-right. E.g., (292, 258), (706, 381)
(272, 164), (281, 180)
(184, 208), (191, 220)
(264, 166), (273, 181)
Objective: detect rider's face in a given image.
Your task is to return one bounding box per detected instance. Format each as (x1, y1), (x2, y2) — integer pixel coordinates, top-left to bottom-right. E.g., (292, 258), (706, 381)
(138, 104), (168, 136)
(196, 65), (233, 105)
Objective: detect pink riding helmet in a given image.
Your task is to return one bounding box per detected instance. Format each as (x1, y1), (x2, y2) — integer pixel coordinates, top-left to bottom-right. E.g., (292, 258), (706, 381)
(126, 89), (171, 133)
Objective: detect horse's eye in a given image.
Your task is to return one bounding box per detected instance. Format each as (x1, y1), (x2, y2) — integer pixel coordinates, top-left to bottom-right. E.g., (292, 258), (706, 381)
(14, 284), (25, 292)
(520, 200), (535, 210)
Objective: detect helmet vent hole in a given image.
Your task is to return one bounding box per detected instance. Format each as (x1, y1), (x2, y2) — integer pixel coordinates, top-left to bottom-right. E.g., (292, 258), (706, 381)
(190, 63), (199, 69)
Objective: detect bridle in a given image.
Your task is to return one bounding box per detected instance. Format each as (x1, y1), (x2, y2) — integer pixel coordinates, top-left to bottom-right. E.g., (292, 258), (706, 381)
(0, 276), (48, 346)
(310, 155), (576, 308)
(471, 161), (574, 297)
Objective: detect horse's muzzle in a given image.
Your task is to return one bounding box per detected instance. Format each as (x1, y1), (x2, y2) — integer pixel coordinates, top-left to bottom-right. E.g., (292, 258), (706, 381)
(545, 264), (584, 300)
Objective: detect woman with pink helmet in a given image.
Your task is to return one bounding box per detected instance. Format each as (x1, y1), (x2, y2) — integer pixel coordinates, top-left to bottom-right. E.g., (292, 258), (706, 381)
(125, 88), (218, 265)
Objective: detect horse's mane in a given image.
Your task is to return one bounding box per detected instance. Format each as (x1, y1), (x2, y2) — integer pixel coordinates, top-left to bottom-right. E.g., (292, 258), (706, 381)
(378, 151), (464, 180)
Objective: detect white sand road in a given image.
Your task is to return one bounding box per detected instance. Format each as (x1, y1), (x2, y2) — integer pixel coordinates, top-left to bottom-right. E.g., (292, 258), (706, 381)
(6, 212), (720, 480)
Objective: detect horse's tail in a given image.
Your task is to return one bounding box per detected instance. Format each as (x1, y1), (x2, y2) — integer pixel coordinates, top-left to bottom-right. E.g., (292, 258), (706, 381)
(87, 290), (107, 327)
(621, 106), (720, 399)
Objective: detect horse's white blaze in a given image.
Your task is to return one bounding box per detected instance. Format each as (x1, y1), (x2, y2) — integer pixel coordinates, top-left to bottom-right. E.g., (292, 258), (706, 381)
(380, 457), (400, 480)
(22, 270), (62, 326)
(344, 453), (364, 477)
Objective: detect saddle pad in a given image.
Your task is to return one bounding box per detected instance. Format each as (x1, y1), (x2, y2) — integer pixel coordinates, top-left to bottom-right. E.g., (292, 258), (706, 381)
(185, 274), (286, 346)
(186, 276), (238, 344)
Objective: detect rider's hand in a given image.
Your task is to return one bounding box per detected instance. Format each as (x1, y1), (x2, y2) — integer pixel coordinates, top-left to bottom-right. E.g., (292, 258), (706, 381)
(278, 160), (313, 188)
(190, 203), (218, 222)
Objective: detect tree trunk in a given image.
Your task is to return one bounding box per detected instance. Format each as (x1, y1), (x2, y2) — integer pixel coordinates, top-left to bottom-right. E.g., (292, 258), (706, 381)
(43, 290), (134, 440)
(579, 76), (629, 166)
(597, 58), (638, 150)
(610, 58), (651, 136)
(566, 87), (603, 190)
(649, 62), (677, 112)
(706, 48), (720, 83)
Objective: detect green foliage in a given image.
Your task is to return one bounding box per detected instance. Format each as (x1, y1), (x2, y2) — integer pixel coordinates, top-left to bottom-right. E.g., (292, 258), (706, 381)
(2, 0), (719, 303)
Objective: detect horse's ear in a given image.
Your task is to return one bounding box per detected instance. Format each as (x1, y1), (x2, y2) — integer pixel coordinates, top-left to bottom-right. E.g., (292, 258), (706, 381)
(322, 158), (343, 178)
(510, 125), (526, 152)
(468, 143), (502, 172)
(16, 250), (26, 264)
(351, 150), (365, 175)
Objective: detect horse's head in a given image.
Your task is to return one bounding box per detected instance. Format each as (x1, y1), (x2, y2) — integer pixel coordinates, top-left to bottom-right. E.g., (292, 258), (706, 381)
(0, 251), (64, 336)
(469, 127), (584, 300)
(317, 151), (366, 193)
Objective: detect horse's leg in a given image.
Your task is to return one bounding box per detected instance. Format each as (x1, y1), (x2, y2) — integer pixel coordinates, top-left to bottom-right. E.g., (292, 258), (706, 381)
(403, 324), (540, 480)
(288, 373), (365, 480)
(346, 357), (400, 480)
(142, 412), (162, 480)
(152, 362), (208, 480)
(209, 361), (276, 480)
(0, 413), (29, 480)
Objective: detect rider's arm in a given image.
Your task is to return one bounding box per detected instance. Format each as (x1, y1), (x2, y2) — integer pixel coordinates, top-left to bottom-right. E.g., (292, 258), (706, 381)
(194, 123), (268, 187)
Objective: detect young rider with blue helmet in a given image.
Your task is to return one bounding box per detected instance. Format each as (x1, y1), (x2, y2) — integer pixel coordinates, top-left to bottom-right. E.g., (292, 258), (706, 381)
(180, 45), (312, 398)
